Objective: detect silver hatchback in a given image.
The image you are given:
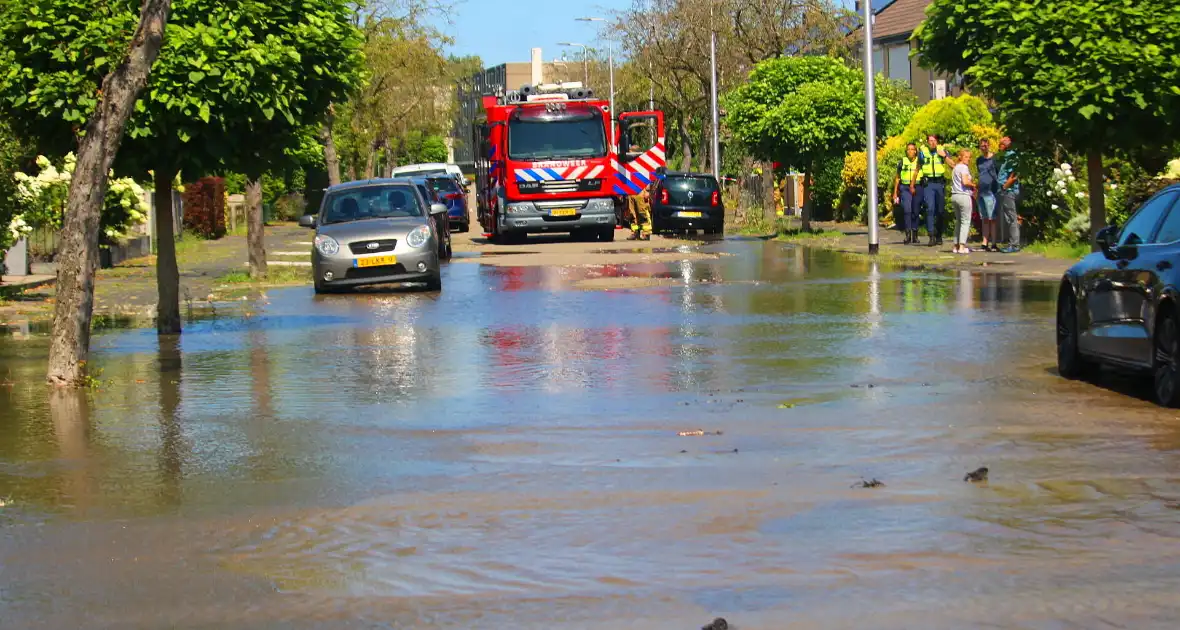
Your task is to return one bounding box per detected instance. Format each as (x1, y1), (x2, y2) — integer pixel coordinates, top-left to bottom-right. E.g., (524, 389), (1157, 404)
(299, 180), (447, 294)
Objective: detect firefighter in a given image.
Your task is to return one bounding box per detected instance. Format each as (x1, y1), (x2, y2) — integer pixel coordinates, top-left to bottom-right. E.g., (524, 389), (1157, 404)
(627, 184), (652, 241)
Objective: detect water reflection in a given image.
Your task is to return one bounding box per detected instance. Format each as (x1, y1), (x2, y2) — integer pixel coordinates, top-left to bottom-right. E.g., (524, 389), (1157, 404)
(157, 336), (183, 507)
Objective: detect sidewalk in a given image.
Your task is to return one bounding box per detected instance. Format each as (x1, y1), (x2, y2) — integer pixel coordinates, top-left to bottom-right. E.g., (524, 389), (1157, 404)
(0, 224), (310, 321)
(0, 274), (55, 296)
(793, 221), (1075, 280)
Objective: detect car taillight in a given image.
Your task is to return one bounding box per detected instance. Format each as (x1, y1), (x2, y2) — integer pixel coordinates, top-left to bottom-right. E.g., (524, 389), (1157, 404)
(660, 188), (669, 204)
(711, 190), (720, 206)
(444, 192), (464, 201)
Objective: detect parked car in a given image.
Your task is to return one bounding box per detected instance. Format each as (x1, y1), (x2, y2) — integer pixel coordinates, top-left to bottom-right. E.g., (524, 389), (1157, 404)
(424, 175), (470, 233)
(1057, 183), (1180, 406)
(650, 172), (724, 235)
(298, 180), (446, 294)
(396, 176), (453, 260)
(390, 162), (464, 185)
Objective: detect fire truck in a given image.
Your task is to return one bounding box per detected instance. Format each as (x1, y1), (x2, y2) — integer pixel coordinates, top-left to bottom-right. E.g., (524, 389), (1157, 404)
(472, 82), (665, 243)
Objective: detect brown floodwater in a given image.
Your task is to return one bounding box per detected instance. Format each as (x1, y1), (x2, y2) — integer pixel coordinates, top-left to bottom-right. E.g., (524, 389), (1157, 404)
(3, 240), (1180, 629)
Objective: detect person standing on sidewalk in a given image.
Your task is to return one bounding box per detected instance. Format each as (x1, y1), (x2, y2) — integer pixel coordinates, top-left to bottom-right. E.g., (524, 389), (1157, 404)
(950, 149), (977, 255)
(996, 136), (1021, 252)
(919, 134), (949, 247)
(893, 142), (922, 245)
(975, 139), (1000, 251)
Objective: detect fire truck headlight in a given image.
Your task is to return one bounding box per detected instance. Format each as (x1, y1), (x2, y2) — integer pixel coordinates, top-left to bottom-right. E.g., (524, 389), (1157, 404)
(505, 203), (534, 214)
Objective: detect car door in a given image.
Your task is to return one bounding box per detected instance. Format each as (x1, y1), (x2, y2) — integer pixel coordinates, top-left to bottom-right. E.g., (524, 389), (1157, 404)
(1085, 190), (1178, 363)
(1122, 192), (1180, 365)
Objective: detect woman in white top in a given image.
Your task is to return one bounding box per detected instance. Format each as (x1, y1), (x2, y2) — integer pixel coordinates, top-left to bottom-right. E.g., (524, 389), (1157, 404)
(949, 149), (977, 254)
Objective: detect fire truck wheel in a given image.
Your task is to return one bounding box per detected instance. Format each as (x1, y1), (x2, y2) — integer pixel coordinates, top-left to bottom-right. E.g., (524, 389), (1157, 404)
(598, 227), (615, 242)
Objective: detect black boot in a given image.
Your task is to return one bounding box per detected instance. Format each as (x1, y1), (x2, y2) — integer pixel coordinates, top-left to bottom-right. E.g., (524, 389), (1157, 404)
(910, 230), (920, 245)
(928, 233), (937, 247)
(903, 229), (912, 245)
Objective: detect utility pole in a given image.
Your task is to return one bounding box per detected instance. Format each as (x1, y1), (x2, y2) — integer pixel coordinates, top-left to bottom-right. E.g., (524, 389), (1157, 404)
(557, 42), (590, 84)
(577, 17), (615, 151)
(860, 0), (880, 255)
(709, 12), (720, 181)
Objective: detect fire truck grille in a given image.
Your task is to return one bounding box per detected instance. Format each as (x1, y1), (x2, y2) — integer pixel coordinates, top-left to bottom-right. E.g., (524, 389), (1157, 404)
(540, 180), (579, 193)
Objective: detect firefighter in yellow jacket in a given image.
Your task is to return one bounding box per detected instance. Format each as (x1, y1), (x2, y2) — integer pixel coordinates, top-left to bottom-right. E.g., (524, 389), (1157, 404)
(627, 183), (653, 241)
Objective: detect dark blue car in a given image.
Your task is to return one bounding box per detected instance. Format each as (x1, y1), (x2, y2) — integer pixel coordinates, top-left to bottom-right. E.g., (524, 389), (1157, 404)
(425, 176), (470, 233)
(1057, 183), (1180, 406)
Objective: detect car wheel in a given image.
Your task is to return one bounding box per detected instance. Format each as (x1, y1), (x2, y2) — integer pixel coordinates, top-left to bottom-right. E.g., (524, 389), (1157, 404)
(461, 221), (470, 233)
(445, 243), (453, 258)
(1056, 285), (1092, 379)
(424, 272), (442, 292)
(1154, 306), (1180, 407)
(598, 227), (615, 242)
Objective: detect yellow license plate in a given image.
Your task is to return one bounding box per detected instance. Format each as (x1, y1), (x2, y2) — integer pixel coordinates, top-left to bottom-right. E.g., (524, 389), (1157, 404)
(679, 211), (703, 218)
(549, 208), (578, 217)
(355, 254), (398, 268)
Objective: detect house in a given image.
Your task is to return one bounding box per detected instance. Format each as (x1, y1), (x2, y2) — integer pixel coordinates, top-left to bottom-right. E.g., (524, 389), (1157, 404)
(851, 0), (965, 104)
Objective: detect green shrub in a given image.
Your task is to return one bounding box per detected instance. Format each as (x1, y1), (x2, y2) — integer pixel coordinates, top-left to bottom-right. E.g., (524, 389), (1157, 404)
(273, 193), (307, 222)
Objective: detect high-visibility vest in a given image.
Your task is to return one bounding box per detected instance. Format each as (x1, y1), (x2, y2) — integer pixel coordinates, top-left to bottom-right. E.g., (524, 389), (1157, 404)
(919, 146), (946, 178)
(899, 156), (920, 185)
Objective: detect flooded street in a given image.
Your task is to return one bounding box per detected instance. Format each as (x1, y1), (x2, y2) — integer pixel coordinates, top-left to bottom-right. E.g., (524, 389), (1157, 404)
(4, 239), (1180, 629)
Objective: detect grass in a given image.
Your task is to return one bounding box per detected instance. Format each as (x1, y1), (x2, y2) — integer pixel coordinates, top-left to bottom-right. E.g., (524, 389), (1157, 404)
(1024, 240), (1091, 260)
(216, 265), (310, 286)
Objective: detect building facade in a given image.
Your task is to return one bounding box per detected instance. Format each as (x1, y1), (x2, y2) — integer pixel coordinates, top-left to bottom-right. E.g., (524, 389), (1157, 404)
(855, 0), (964, 104)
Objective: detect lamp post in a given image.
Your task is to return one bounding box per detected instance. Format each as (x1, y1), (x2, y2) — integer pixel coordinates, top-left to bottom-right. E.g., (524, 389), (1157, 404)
(557, 42), (590, 85)
(860, 0), (880, 255)
(576, 16), (615, 150)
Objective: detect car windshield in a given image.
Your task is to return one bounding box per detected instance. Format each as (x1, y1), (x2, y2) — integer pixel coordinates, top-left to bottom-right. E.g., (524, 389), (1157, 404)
(395, 168), (447, 178)
(664, 176), (718, 205)
(321, 185), (424, 224)
(427, 177), (462, 195)
(508, 118), (606, 161)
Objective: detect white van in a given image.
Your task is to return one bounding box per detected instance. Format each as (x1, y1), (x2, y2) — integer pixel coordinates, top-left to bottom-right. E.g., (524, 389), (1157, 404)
(390, 163), (464, 181)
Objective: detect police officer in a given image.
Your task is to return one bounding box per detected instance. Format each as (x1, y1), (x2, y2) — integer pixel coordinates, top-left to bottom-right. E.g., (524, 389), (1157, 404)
(918, 134), (950, 247)
(892, 142), (922, 245)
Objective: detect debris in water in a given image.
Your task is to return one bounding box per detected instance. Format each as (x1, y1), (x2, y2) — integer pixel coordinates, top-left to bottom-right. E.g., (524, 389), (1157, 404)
(964, 467), (989, 483)
(678, 430), (723, 437)
(702, 618), (729, 630)
(777, 402), (795, 409)
(0, 495), (11, 507)
(852, 478), (885, 488)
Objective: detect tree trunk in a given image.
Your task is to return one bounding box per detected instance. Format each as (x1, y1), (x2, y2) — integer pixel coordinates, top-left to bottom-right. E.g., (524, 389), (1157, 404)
(761, 161), (776, 226)
(364, 150), (376, 181)
(1087, 148), (1106, 252)
(347, 162), (356, 182)
(46, 0), (172, 386)
(801, 164), (814, 233)
(679, 116), (693, 172)
(246, 178), (266, 279)
(698, 128), (710, 176)
(321, 123), (342, 186)
(154, 169), (182, 335)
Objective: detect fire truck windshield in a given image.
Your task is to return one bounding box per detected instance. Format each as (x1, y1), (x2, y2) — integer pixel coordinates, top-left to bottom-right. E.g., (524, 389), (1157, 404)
(507, 116), (606, 161)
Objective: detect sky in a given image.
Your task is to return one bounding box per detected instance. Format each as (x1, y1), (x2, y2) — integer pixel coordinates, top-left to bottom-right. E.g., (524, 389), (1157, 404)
(435, 1), (874, 68)
(434, 1), (631, 67)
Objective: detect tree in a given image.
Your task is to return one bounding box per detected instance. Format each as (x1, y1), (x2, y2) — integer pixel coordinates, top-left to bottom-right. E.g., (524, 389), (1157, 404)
(24, 0), (171, 385)
(724, 56), (903, 231)
(916, 0), (1180, 249)
(0, 0), (364, 338)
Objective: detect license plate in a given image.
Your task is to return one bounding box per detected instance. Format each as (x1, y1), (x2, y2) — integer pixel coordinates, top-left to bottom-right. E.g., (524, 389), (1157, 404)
(355, 254), (397, 268)
(549, 208), (578, 217)
(678, 211), (703, 218)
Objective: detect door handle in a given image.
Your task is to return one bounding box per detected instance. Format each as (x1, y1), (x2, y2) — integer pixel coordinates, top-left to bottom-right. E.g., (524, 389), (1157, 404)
(1158, 260), (1173, 271)
(1117, 260), (1130, 270)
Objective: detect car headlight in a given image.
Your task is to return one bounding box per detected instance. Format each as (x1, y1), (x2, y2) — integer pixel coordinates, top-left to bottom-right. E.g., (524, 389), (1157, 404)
(314, 234), (339, 256)
(406, 224), (431, 249)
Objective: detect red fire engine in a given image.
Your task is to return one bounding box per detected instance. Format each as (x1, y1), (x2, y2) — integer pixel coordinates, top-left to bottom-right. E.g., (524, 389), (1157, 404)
(472, 82), (665, 243)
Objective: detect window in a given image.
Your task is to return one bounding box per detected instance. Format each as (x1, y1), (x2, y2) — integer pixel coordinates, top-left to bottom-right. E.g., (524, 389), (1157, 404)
(871, 47), (885, 76)
(887, 44), (911, 84)
(322, 185), (424, 225)
(1118, 190), (1178, 247)
(663, 176), (719, 205)
(1148, 192), (1180, 244)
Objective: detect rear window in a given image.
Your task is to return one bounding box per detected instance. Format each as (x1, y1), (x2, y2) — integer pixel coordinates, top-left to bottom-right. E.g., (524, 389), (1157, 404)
(396, 168), (447, 178)
(426, 177), (461, 194)
(663, 176), (718, 204)
(322, 185), (424, 224)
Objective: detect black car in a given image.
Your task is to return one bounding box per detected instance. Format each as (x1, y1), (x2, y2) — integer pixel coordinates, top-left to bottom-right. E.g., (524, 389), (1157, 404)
(1057, 183), (1180, 406)
(650, 172), (724, 235)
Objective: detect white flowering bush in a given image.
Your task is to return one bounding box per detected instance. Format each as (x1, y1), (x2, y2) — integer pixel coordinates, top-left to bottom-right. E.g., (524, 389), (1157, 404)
(11, 152), (148, 243)
(1050, 161), (1125, 243)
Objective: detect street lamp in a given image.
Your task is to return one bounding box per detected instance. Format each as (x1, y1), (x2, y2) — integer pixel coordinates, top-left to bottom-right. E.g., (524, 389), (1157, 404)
(557, 42), (590, 85)
(859, 0), (880, 255)
(576, 16), (615, 150)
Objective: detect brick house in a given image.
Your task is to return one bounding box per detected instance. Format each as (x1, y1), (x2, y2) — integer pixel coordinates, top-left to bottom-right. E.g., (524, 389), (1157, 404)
(852, 0), (965, 104)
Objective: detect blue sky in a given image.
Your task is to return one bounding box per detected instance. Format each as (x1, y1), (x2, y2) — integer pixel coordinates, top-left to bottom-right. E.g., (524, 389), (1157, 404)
(436, 1), (871, 68)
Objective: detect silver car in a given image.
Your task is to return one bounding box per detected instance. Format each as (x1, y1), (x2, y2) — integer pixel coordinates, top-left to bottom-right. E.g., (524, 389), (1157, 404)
(299, 180), (446, 294)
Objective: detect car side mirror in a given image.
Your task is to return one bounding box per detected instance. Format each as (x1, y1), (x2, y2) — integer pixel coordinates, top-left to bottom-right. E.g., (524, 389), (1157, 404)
(430, 203), (447, 216)
(298, 214), (317, 229)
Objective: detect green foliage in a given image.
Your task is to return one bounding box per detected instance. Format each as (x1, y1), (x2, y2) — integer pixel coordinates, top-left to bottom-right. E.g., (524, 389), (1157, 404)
(0, 122), (29, 255)
(898, 95), (993, 147)
(12, 152), (148, 242)
(0, 0), (366, 179)
(272, 193), (307, 222)
(916, 0), (1180, 156)
(811, 156), (845, 220)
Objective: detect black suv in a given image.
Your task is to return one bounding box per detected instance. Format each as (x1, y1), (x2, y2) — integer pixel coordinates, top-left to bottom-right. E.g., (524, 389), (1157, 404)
(651, 172), (724, 235)
(1057, 183), (1180, 406)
